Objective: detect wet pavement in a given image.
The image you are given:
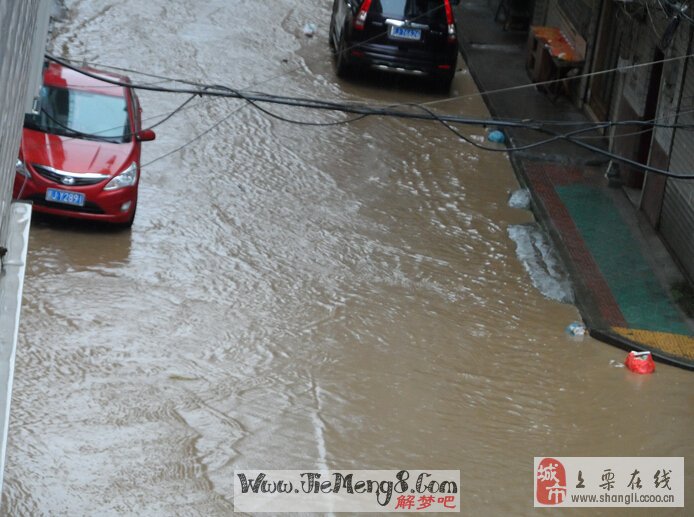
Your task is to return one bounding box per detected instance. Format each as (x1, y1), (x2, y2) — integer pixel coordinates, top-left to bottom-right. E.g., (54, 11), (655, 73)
(2, 0), (694, 515)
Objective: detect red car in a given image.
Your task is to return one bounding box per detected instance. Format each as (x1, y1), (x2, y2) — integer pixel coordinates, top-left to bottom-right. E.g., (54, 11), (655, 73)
(14, 62), (155, 227)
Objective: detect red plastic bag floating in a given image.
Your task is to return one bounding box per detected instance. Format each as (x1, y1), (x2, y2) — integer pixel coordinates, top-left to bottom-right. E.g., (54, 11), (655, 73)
(625, 351), (655, 374)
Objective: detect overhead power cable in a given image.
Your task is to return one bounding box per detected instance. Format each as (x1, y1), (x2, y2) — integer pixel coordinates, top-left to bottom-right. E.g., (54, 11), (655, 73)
(422, 51), (694, 109)
(38, 92), (201, 144)
(44, 54), (694, 179)
(52, 51), (694, 130)
(141, 103), (248, 168)
(45, 53), (541, 127)
(46, 54), (694, 132)
(410, 102), (611, 152)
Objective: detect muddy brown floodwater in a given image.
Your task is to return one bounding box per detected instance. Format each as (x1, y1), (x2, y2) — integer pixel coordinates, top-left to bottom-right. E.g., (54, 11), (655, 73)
(2, 1), (693, 515)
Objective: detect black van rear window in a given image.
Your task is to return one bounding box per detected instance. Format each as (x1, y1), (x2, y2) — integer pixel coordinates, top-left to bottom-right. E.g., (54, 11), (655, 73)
(370, 0), (446, 22)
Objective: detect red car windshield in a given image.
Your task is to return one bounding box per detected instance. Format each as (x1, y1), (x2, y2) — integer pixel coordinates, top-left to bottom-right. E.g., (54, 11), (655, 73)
(24, 85), (131, 143)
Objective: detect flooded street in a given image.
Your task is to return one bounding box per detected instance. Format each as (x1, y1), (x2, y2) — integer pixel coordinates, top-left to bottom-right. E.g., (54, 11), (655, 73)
(3, 0), (693, 514)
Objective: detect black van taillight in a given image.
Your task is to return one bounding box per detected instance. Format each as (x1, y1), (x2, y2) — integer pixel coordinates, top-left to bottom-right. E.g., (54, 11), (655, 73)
(354, 0), (372, 30)
(444, 0), (456, 43)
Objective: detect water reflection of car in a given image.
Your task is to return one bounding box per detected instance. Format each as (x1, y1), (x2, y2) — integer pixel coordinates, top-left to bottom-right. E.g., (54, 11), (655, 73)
(13, 62), (155, 228)
(329, 0), (460, 90)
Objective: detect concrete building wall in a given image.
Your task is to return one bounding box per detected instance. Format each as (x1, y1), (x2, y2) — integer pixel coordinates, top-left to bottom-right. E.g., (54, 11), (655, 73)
(528, 1), (694, 280)
(652, 15), (690, 151)
(613, 3), (688, 143)
(0, 0), (51, 495)
(602, 4), (694, 277)
(662, 34), (694, 283)
(618, 13), (659, 119)
(532, 0), (549, 25)
(610, 7), (675, 190)
(554, 0), (594, 40)
(0, 0), (47, 248)
(640, 10), (691, 228)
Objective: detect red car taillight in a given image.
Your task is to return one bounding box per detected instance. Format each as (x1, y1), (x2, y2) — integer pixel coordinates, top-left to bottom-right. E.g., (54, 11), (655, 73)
(444, 0), (456, 43)
(354, 0), (372, 31)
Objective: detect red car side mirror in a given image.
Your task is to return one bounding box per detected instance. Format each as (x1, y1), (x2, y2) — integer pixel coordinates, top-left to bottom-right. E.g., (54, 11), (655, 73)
(137, 129), (156, 142)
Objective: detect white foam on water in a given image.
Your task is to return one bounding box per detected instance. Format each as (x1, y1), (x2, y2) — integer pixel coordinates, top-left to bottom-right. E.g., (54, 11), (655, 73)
(508, 223), (574, 304)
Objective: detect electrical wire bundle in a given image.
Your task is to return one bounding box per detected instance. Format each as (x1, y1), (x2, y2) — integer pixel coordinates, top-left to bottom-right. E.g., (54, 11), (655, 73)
(44, 53), (694, 179)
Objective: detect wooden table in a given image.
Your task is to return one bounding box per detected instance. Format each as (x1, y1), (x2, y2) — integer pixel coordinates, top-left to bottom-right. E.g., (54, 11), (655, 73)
(526, 26), (584, 99)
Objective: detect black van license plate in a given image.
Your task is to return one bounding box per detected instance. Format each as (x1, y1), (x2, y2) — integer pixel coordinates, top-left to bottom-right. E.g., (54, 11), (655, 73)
(389, 26), (421, 41)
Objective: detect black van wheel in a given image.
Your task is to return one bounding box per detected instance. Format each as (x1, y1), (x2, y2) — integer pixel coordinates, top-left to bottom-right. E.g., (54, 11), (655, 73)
(435, 71), (455, 93)
(335, 33), (351, 78)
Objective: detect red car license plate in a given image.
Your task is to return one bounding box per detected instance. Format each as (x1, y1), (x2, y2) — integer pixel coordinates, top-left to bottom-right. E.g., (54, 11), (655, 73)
(46, 188), (86, 207)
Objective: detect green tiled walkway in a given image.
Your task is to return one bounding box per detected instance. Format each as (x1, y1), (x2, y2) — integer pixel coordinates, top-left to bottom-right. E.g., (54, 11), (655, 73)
(556, 185), (691, 336)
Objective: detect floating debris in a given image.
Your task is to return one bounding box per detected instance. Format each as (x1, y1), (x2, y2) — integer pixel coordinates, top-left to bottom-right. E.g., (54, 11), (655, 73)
(625, 351), (655, 374)
(565, 322), (586, 336)
(487, 129), (505, 143)
(508, 188), (531, 210)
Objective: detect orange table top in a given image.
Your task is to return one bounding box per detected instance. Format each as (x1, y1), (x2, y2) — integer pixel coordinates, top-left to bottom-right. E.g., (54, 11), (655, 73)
(531, 26), (583, 63)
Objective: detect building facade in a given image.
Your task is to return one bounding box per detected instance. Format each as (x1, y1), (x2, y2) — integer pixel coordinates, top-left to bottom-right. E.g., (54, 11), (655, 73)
(0, 0), (50, 245)
(530, 0), (694, 282)
(0, 0), (51, 494)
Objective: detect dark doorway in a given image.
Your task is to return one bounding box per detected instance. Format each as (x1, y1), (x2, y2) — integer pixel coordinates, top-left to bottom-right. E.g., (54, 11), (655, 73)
(630, 47), (665, 189)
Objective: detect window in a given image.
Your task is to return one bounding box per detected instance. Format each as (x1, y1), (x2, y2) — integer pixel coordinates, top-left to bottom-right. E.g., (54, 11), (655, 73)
(24, 85), (131, 143)
(370, 0), (446, 22)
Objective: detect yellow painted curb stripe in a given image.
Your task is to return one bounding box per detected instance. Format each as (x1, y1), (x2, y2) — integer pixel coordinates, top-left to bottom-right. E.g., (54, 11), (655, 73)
(611, 327), (694, 360)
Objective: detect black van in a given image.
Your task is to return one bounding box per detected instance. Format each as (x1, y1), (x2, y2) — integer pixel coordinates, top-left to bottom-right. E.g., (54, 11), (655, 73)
(329, 0), (460, 90)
